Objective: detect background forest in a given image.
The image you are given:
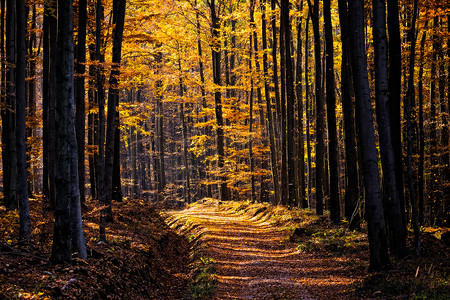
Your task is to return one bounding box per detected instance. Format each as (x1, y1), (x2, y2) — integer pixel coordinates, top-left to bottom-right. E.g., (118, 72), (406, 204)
(0, 0), (449, 277)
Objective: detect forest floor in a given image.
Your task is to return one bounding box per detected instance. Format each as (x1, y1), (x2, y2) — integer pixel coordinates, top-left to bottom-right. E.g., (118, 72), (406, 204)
(0, 197), (448, 299)
(0, 197), (191, 299)
(165, 199), (450, 300)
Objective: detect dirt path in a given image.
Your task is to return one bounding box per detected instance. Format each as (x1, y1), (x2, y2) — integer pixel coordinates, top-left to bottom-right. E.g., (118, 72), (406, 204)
(168, 203), (360, 300)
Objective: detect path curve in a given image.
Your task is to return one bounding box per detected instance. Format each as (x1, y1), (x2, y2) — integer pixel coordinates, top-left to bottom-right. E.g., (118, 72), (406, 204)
(168, 202), (323, 300)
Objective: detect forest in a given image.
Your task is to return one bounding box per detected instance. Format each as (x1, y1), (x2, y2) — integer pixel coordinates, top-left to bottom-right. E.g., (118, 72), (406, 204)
(0, 0), (449, 298)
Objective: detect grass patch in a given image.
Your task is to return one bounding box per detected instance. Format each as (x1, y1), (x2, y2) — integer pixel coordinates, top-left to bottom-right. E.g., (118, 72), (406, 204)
(190, 256), (217, 300)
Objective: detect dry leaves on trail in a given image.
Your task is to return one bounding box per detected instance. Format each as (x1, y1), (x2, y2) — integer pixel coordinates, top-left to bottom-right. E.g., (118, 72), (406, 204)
(166, 199), (366, 300)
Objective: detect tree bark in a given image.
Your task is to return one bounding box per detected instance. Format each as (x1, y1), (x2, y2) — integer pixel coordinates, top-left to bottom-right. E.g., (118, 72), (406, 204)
(338, 0), (360, 230)
(348, 0), (390, 271)
(324, 0), (340, 223)
(52, 0), (86, 263)
(372, 0), (406, 259)
(75, 0), (87, 204)
(16, 0), (31, 244)
(210, 0), (228, 202)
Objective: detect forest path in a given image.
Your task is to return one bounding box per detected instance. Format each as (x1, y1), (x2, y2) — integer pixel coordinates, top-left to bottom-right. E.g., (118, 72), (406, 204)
(166, 201), (359, 299)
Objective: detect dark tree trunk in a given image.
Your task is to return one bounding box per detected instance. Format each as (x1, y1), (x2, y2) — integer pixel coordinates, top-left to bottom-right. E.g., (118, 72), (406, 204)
(308, 0), (324, 215)
(404, 0), (420, 254)
(4, 0), (17, 210)
(373, 0), (406, 259)
(271, 0), (281, 137)
(295, 0), (306, 209)
(155, 52), (166, 201)
(210, 0), (228, 202)
(112, 110), (123, 202)
(387, 0), (405, 232)
(16, 0), (31, 244)
(281, 0), (297, 208)
(52, 0), (86, 263)
(348, 0), (390, 271)
(338, 0), (360, 230)
(417, 23), (427, 224)
(75, 0), (87, 204)
(305, 14), (312, 208)
(324, 0), (340, 223)
(261, 0), (280, 205)
(102, 0), (126, 220)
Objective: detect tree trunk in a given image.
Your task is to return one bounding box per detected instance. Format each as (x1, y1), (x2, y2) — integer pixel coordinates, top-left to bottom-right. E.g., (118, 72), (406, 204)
(417, 23), (427, 224)
(372, 0), (406, 259)
(308, 0), (324, 215)
(102, 0), (126, 219)
(52, 0), (86, 263)
(16, 0), (31, 244)
(4, 0), (17, 210)
(338, 0), (360, 230)
(75, 0), (87, 204)
(261, 0), (280, 205)
(324, 0), (340, 223)
(210, 0), (228, 202)
(404, 0), (420, 254)
(281, 0), (297, 208)
(387, 0), (405, 232)
(348, 0), (390, 271)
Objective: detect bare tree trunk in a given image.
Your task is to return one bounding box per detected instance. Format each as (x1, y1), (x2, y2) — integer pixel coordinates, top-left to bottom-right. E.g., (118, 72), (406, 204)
(75, 0), (87, 204)
(52, 0), (86, 263)
(348, 0), (390, 271)
(373, 0), (406, 258)
(324, 0), (340, 223)
(16, 0), (31, 244)
(261, 0), (280, 205)
(210, 0), (228, 202)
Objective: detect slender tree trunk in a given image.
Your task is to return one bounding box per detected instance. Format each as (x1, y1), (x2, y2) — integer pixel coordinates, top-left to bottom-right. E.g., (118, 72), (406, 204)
(178, 59), (191, 204)
(387, 0), (406, 232)
(324, 0), (340, 223)
(75, 0), (87, 204)
(4, 0), (17, 210)
(338, 0), (360, 230)
(102, 0), (126, 220)
(210, 0), (228, 202)
(16, 0), (31, 244)
(271, 0), (281, 136)
(308, 0), (324, 215)
(295, 0), (306, 209)
(404, 0), (420, 254)
(281, 0), (297, 208)
(261, 0), (280, 205)
(249, 26), (256, 203)
(373, 0), (406, 259)
(305, 14), (312, 208)
(348, 0), (390, 271)
(155, 51), (166, 200)
(417, 23), (427, 224)
(52, 0), (87, 263)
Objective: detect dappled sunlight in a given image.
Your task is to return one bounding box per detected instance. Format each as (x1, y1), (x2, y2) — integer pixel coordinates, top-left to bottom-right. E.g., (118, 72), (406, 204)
(167, 201), (365, 299)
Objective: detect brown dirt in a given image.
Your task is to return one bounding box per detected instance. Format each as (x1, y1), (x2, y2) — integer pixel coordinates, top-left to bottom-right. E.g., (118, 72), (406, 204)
(168, 201), (365, 300)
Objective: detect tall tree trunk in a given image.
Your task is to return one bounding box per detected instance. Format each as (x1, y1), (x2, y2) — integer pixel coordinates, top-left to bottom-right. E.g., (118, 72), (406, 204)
(373, 0), (406, 258)
(281, 0), (297, 208)
(75, 0), (87, 204)
(102, 0), (126, 220)
(4, 0), (17, 210)
(338, 0), (360, 230)
(178, 59), (191, 204)
(210, 0), (228, 202)
(404, 0), (420, 254)
(387, 0), (405, 232)
(16, 0), (31, 244)
(261, 0), (280, 205)
(0, 0), (5, 204)
(295, 0), (306, 209)
(308, 0), (324, 215)
(155, 51), (166, 200)
(249, 25), (256, 203)
(305, 14), (312, 208)
(52, 0), (86, 263)
(324, 0), (340, 223)
(348, 0), (390, 271)
(417, 23), (427, 224)
(271, 0), (281, 137)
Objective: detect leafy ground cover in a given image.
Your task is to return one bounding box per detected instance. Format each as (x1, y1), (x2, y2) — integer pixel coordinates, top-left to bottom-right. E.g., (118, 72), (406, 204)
(0, 197), (191, 299)
(167, 199), (449, 299)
